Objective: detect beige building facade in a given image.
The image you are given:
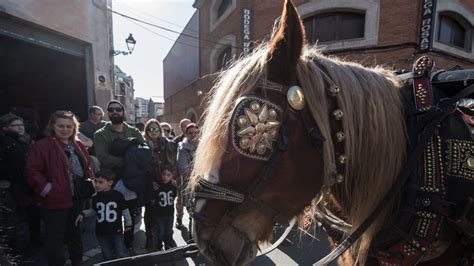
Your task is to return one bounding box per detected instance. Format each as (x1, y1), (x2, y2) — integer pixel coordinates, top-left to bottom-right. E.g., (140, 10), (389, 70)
(0, 0), (115, 128)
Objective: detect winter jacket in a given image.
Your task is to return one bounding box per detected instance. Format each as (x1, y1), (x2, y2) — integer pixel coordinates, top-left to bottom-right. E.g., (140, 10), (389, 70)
(177, 137), (196, 179)
(26, 137), (92, 209)
(177, 138), (196, 209)
(147, 137), (178, 176)
(94, 122), (144, 177)
(123, 141), (152, 195)
(173, 133), (185, 144)
(0, 131), (32, 206)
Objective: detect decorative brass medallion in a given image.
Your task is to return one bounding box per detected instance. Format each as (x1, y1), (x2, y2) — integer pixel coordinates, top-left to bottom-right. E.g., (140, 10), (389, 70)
(230, 96), (283, 161)
(329, 85), (340, 97)
(287, 85), (305, 110)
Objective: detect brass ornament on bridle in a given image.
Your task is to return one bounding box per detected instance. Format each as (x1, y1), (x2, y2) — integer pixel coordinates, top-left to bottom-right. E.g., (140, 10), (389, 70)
(333, 109), (344, 120)
(329, 85), (340, 97)
(230, 96), (283, 161)
(287, 85), (306, 110)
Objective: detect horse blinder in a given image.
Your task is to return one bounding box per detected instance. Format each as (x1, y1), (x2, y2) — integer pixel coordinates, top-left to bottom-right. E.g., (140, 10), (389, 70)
(229, 96), (284, 161)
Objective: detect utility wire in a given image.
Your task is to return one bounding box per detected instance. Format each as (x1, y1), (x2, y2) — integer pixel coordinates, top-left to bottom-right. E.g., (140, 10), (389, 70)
(116, 4), (220, 51)
(128, 19), (207, 50)
(95, 0), (242, 49)
(116, 1), (200, 35)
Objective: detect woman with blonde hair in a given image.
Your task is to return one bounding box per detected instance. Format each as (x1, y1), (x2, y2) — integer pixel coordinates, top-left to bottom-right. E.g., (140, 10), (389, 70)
(27, 111), (93, 266)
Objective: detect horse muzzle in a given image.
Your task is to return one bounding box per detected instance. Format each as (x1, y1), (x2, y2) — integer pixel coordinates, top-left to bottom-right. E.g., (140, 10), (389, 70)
(193, 218), (258, 266)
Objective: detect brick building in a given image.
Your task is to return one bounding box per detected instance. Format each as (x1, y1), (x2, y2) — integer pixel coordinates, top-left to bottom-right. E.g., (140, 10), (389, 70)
(163, 0), (474, 124)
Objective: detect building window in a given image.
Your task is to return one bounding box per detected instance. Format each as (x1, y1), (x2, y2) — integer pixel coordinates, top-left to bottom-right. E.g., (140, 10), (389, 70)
(216, 45), (232, 70)
(210, 35), (236, 73)
(210, 0), (236, 32)
(437, 14), (471, 50)
(217, 0), (232, 19)
(304, 12), (365, 44)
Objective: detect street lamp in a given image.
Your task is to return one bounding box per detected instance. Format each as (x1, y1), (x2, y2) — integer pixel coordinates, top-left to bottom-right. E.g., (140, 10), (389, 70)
(112, 33), (137, 56)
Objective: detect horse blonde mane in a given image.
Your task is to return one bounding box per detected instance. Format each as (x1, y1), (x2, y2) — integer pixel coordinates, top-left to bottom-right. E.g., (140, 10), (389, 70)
(190, 43), (407, 264)
(297, 48), (407, 264)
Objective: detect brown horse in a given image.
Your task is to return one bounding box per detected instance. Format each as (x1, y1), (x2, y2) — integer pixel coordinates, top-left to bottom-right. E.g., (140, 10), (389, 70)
(189, 1), (473, 265)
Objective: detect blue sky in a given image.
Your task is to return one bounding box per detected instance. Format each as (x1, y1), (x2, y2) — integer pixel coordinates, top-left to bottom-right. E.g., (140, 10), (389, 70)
(112, 0), (196, 99)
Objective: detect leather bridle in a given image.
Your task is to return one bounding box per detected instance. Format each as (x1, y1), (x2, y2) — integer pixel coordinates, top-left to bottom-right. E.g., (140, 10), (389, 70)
(191, 79), (326, 264)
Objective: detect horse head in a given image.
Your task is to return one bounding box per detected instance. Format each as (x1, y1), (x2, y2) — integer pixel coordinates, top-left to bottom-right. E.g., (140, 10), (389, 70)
(189, 0), (406, 265)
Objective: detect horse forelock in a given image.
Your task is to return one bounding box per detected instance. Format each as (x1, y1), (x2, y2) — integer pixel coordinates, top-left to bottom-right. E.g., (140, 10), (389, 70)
(297, 47), (407, 263)
(189, 45), (269, 189)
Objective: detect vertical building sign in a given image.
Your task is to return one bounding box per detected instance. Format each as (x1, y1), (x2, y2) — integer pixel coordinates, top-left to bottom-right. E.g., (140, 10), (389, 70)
(419, 0), (437, 52)
(242, 8), (253, 55)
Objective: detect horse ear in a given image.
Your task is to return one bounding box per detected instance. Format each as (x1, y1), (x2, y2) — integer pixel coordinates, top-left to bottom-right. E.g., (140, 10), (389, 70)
(267, 0), (306, 85)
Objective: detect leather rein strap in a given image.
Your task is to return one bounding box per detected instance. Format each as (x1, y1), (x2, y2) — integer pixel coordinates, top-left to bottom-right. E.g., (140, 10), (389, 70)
(314, 84), (474, 265)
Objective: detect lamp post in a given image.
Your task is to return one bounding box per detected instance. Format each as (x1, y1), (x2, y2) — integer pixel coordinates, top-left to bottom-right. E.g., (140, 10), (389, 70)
(112, 33), (136, 56)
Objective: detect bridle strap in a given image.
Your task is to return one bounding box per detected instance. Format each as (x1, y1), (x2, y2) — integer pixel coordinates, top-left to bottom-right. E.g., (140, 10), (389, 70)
(194, 179), (244, 204)
(300, 106), (326, 150)
(192, 80), (328, 261)
(314, 83), (474, 265)
(194, 109), (296, 227)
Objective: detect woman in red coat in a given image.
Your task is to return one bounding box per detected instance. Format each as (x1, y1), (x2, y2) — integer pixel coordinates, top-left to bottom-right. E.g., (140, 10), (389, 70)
(27, 111), (93, 266)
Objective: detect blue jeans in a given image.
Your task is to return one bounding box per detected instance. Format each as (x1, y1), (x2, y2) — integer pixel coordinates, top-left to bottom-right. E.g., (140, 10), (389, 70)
(97, 234), (129, 261)
(155, 216), (176, 250)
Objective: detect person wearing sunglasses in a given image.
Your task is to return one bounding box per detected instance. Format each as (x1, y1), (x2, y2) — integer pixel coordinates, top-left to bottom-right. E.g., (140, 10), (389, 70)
(142, 119), (178, 251)
(94, 100), (144, 252)
(159, 122), (174, 140)
(0, 113), (36, 260)
(173, 118), (192, 144)
(26, 110), (93, 266)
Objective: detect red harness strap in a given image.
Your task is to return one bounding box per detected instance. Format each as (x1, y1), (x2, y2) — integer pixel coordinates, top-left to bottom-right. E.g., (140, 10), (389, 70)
(412, 56), (435, 112)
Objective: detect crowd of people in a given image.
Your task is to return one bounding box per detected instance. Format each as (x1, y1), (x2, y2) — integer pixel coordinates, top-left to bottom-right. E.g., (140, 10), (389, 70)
(0, 100), (199, 265)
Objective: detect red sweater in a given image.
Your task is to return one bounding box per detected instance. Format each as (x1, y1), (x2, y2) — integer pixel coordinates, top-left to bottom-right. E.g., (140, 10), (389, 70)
(26, 137), (92, 209)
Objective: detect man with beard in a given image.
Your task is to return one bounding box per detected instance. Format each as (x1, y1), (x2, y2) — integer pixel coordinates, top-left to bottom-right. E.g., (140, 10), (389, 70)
(94, 100), (144, 253)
